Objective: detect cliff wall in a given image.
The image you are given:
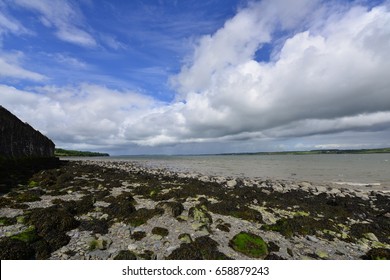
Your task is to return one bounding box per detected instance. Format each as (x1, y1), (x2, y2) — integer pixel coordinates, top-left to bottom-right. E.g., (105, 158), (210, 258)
(0, 106), (55, 159)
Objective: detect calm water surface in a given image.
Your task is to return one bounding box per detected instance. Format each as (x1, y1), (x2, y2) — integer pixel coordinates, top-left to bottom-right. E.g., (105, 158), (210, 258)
(80, 154), (390, 187)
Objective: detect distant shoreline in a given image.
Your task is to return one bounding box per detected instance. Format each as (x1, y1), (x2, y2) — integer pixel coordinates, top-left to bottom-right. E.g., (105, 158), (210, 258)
(215, 147), (390, 156)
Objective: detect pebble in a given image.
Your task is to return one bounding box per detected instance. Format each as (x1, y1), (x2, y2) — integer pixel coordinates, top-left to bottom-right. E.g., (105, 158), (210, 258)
(127, 244), (137, 251)
(226, 179), (237, 188)
(306, 235), (319, 243)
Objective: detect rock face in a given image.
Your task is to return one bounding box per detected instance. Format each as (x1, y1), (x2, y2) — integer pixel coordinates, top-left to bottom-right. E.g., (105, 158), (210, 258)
(0, 106), (55, 159)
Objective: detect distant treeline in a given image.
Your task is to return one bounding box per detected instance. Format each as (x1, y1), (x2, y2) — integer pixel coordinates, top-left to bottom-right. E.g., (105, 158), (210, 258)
(55, 148), (109, 157)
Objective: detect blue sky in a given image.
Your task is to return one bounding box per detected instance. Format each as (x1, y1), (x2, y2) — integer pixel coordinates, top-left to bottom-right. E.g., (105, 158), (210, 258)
(1, 0), (390, 155)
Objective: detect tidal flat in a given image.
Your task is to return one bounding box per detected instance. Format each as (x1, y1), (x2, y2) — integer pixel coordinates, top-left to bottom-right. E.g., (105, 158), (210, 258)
(0, 160), (389, 260)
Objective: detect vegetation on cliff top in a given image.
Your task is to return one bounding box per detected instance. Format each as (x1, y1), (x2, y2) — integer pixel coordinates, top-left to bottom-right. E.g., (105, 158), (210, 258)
(55, 148), (109, 157)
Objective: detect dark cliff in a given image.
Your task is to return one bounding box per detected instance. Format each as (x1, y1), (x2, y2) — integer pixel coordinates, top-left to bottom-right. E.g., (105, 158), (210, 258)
(0, 106), (55, 159)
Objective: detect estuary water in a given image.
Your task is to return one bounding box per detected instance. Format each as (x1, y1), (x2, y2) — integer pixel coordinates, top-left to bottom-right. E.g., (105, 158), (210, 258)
(75, 154), (390, 188)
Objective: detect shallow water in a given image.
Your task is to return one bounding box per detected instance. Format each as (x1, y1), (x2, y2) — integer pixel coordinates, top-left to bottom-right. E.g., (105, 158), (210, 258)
(71, 154), (390, 187)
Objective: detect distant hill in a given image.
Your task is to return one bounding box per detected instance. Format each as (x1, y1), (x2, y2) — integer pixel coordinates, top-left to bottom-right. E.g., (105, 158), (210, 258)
(257, 148), (390, 155)
(55, 148), (109, 157)
(219, 148), (390, 156)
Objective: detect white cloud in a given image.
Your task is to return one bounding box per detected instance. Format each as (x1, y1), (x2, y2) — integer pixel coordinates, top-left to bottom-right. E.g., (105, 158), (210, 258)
(0, 51), (47, 81)
(50, 53), (87, 68)
(12, 0), (97, 47)
(0, 83), (159, 147)
(99, 33), (127, 50)
(0, 3), (30, 41)
(161, 1), (390, 147)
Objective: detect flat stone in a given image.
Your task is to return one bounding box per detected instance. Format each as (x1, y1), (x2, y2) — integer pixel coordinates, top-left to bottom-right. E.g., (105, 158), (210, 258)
(226, 179), (237, 188)
(87, 250), (111, 260)
(127, 244), (137, 251)
(316, 186), (327, 193)
(178, 233), (192, 244)
(306, 235), (319, 242)
(315, 250), (328, 259)
(151, 234), (163, 240)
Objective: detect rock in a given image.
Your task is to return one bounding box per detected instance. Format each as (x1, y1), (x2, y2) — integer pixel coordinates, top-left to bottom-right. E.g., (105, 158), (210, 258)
(327, 188), (341, 195)
(188, 206), (212, 225)
(126, 243), (137, 251)
(178, 233), (192, 244)
(199, 176), (209, 182)
(272, 184), (283, 192)
(299, 181), (312, 187)
(315, 250), (329, 259)
(315, 186), (327, 193)
(306, 235), (319, 242)
(363, 232), (379, 242)
(87, 249), (111, 260)
(96, 236), (112, 250)
(226, 179), (237, 188)
(151, 235), (163, 240)
(100, 214), (109, 220)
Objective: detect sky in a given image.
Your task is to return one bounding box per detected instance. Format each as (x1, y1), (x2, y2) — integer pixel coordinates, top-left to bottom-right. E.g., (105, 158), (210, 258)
(1, 0), (390, 155)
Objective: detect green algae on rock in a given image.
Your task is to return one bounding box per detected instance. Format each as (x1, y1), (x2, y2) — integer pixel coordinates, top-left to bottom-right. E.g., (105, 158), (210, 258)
(10, 226), (39, 243)
(229, 232), (268, 258)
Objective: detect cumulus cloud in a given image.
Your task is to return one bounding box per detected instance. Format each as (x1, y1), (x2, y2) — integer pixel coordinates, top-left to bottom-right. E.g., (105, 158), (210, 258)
(160, 1), (390, 147)
(0, 83), (159, 148)
(12, 0), (97, 47)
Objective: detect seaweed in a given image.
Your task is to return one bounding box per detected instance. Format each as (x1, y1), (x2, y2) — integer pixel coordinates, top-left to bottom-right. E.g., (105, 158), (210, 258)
(167, 236), (231, 260)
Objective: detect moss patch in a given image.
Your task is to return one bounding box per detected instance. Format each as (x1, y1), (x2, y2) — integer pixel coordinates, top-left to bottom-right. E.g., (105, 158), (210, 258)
(10, 226), (39, 243)
(229, 232), (268, 258)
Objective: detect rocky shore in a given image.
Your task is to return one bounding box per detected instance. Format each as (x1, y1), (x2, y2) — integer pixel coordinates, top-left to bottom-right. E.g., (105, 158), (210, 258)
(0, 160), (389, 260)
